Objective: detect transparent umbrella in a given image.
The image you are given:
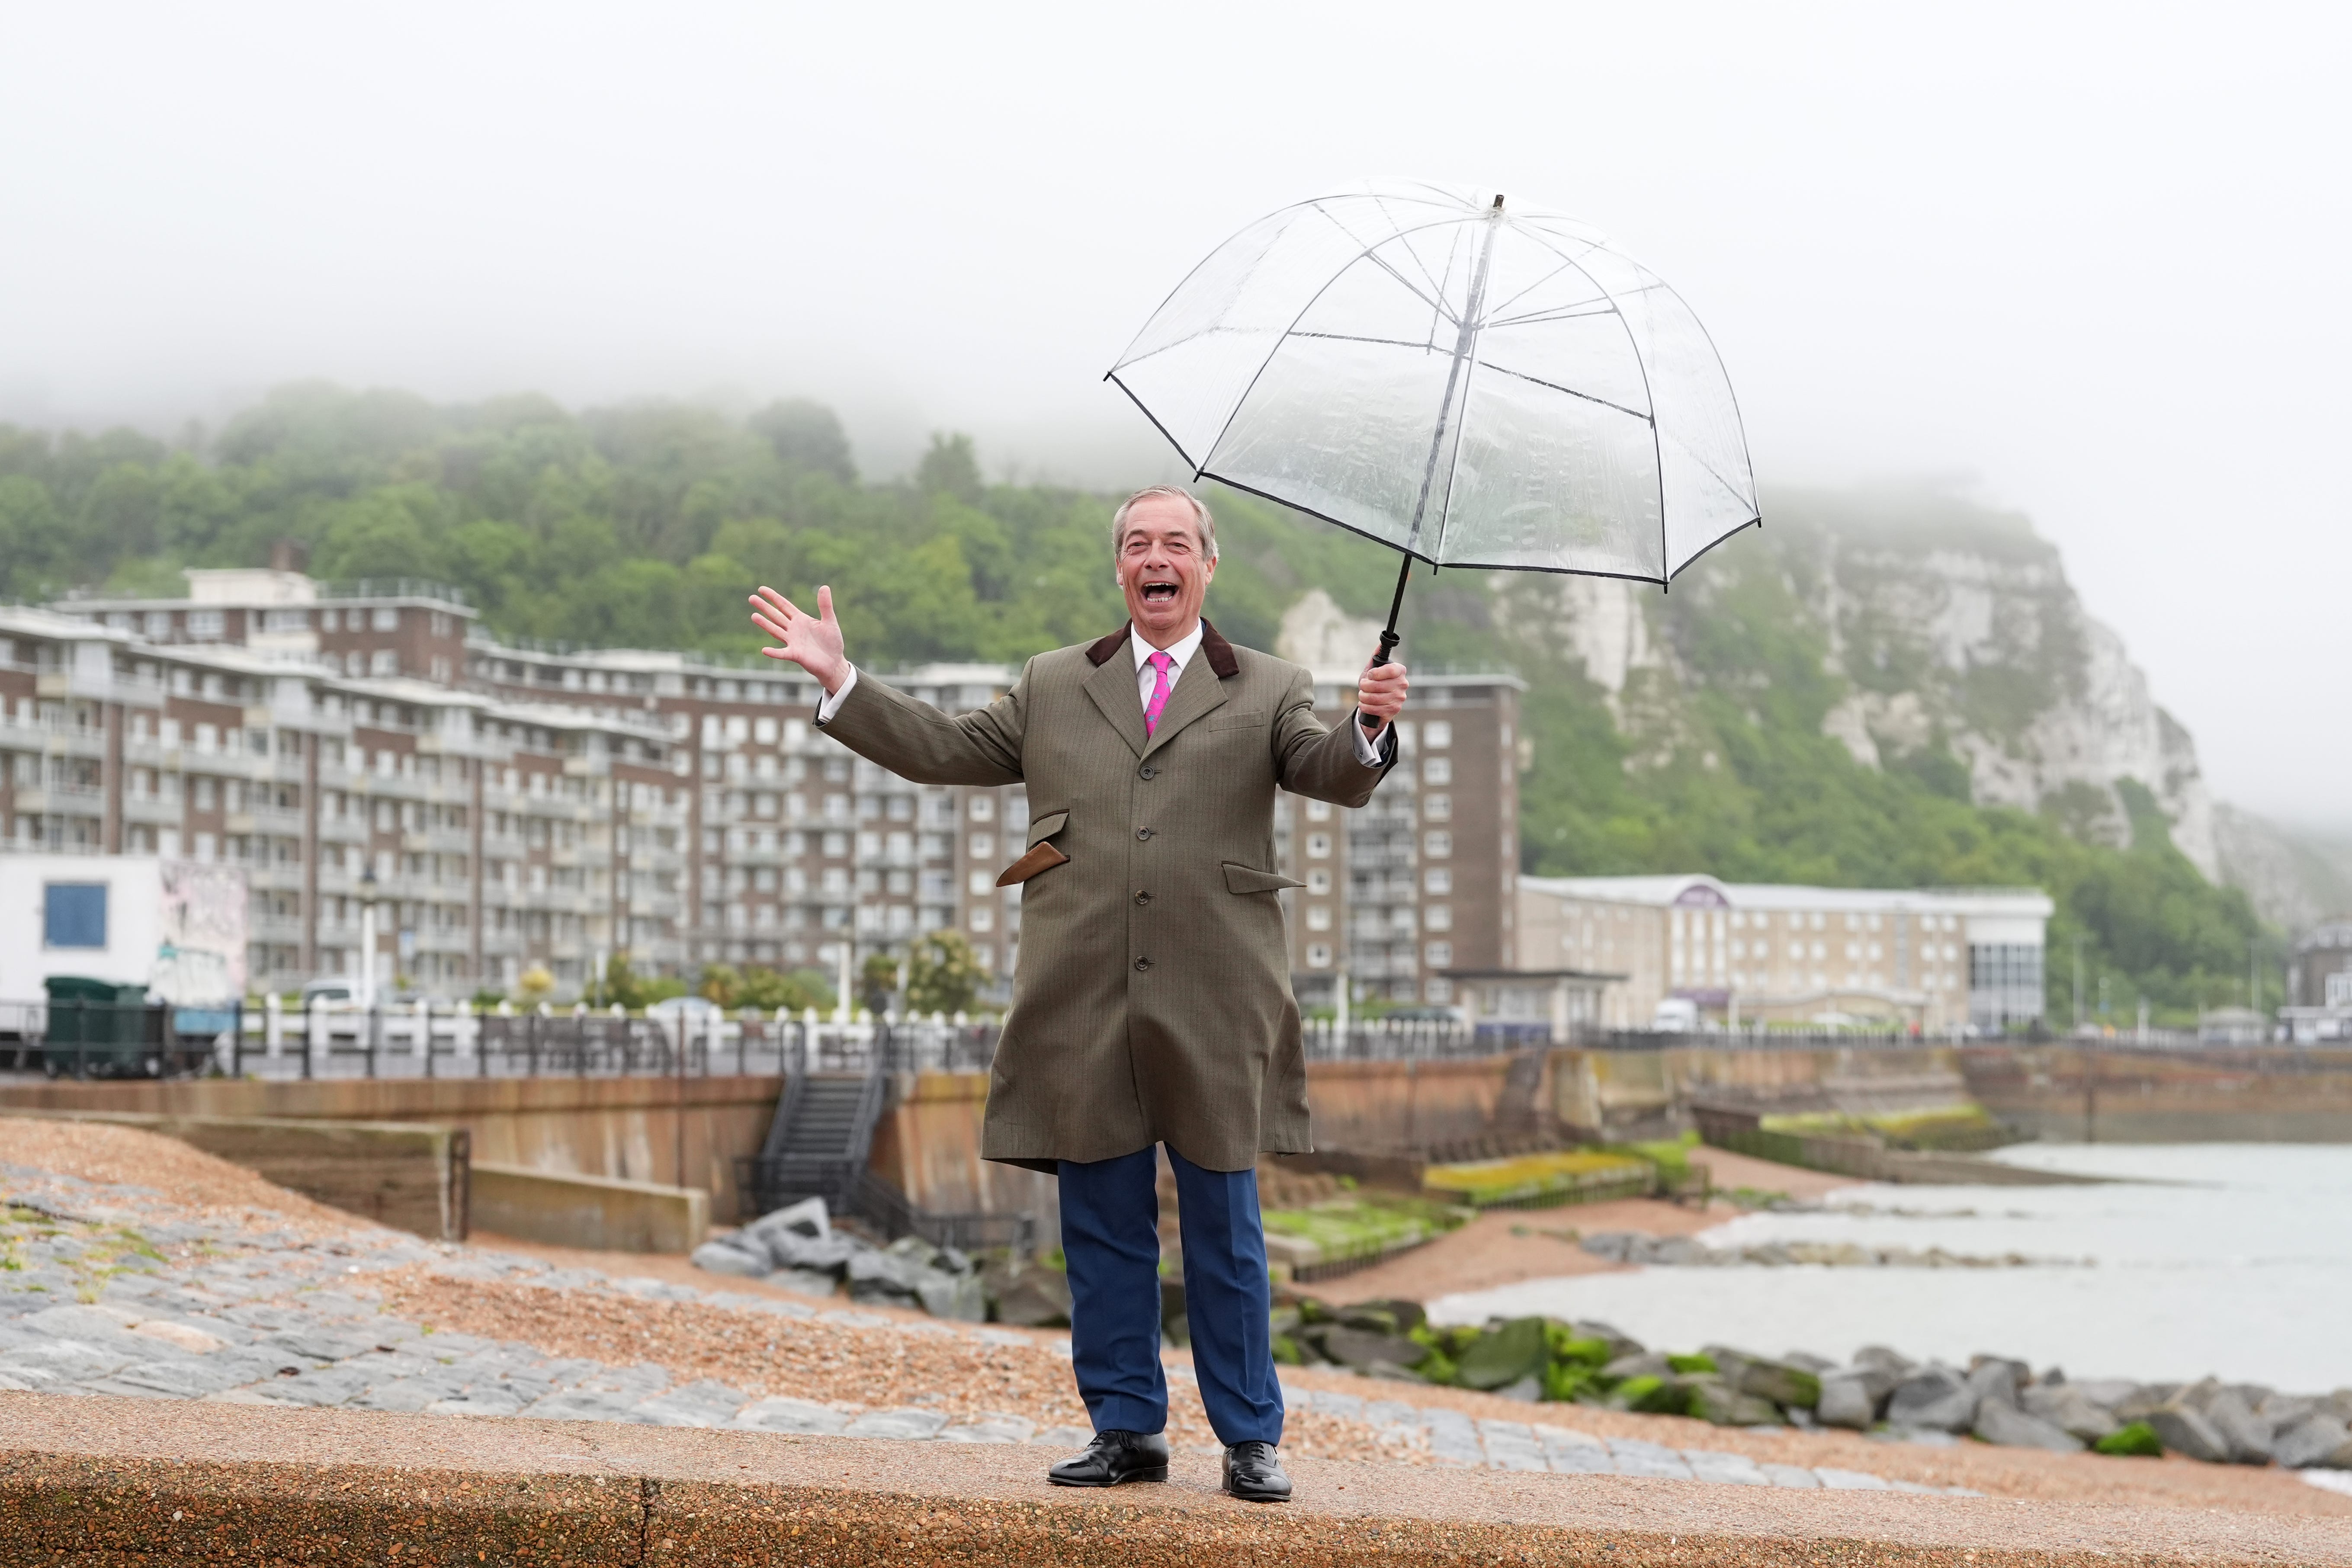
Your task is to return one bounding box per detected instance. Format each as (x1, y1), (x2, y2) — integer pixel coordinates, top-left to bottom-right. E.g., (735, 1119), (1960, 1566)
(1108, 180), (1759, 680)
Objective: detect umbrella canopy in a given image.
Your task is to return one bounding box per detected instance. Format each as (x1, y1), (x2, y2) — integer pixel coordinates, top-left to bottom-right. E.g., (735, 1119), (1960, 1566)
(1108, 181), (1758, 587)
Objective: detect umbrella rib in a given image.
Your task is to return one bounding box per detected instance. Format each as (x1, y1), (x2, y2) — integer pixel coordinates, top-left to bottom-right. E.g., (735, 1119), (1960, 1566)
(1104, 371), (1203, 473)
(1475, 253), (1595, 325)
(1482, 300), (1622, 330)
(1191, 214), (1486, 471)
(1477, 361), (1654, 423)
(1513, 225), (1672, 578)
(1365, 191), (1463, 310)
(1306, 199), (1458, 324)
(1196, 470), (1438, 568)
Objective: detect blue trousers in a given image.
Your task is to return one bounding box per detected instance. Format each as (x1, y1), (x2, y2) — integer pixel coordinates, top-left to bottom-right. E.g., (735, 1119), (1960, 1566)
(1056, 1144), (1283, 1446)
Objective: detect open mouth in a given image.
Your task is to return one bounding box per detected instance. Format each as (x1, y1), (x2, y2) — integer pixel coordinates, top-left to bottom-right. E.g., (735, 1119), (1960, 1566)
(1140, 580), (1180, 604)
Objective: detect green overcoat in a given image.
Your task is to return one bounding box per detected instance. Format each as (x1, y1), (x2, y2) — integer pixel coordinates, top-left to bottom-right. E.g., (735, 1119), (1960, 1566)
(817, 621), (1393, 1171)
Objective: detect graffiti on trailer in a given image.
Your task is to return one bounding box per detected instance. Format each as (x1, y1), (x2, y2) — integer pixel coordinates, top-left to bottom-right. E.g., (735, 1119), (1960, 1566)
(154, 860), (247, 1004)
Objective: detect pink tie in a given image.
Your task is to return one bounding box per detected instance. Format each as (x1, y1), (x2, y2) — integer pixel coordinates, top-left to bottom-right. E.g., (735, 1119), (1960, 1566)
(1143, 651), (1174, 737)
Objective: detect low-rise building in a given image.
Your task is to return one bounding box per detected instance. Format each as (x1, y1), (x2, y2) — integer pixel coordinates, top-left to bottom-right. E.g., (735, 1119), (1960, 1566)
(2282, 916), (2352, 1042)
(1515, 873), (2053, 1033)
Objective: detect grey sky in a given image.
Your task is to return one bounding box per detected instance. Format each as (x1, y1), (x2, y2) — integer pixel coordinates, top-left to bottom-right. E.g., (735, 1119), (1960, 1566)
(3, 2), (2345, 825)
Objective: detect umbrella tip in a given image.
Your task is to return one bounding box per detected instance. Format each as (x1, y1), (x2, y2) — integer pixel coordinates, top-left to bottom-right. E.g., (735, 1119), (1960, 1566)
(1492, 193), (1505, 209)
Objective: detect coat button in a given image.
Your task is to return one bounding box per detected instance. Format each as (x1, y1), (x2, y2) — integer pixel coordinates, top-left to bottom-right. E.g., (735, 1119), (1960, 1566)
(1134, 890), (1152, 906)
(1139, 764), (1157, 780)
(1135, 826), (1154, 840)
(1134, 956), (1153, 972)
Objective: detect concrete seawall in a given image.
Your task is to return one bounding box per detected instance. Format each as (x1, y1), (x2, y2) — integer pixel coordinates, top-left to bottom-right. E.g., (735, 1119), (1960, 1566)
(1960, 1045), (2352, 1142)
(6, 1395), (2348, 1567)
(0, 1073), (780, 1216)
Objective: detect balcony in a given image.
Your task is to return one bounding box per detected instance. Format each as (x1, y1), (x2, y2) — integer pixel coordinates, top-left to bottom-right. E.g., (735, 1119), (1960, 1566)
(123, 794), (181, 825)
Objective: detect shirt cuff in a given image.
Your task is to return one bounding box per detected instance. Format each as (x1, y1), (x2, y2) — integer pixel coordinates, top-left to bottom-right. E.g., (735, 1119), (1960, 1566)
(1353, 715), (1387, 766)
(814, 665), (857, 725)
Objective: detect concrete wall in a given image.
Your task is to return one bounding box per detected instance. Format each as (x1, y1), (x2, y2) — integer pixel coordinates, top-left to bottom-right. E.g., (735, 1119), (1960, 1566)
(1961, 1044), (2352, 1142)
(1549, 1045), (1973, 1139)
(866, 1071), (1059, 1237)
(470, 1163), (708, 1253)
(0, 1109), (468, 1241)
(0, 1074), (782, 1217)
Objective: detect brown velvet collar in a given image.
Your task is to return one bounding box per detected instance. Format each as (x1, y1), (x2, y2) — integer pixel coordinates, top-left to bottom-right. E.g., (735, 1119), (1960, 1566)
(1084, 619), (1239, 678)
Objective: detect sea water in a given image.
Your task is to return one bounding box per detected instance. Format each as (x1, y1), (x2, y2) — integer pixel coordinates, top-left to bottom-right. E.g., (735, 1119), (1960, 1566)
(1428, 1143), (2352, 1391)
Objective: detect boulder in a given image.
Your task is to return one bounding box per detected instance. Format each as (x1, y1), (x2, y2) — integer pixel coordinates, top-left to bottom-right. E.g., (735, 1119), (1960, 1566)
(2324, 1389), (2352, 1424)
(1815, 1372), (1877, 1430)
(1974, 1399), (2083, 1453)
(845, 1236), (982, 1320)
(690, 1240), (770, 1279)
(1579, 1232), (1637, 1262)
(744, 1195), (831, 1244)
(1601, 1350), (1674, 1384)
(2071, 1379), (2138, 1411)
(1455, 1318), (1550, 1392)
(2274, 1414), (2352, 1470)
(1571, 1320), (1646, 1359)
(2259, 1393), (2317, 1431)
(1784, 1351), (1837, 1372)
(2203, 1389), (2275, 1465)
(2021, 1383), (2121, 1443)
(984, 1263), (1072, 1328)
(1340, 1299), (1427, 1334)
(1684, 1376), (1781, 1427)
(1886, 1366), (1977, 1432)
(2172, 1376), (2225, 1414)
(1854, 1345), (1916, 1377)
(769, 1267), (841, 1299)
(1739, 1359), (1821, 1410)
(2146, 1405), (2231, 1464)
(763, 1228), (866, 1277)
(1315, 1326), (1427, 1372)
(2113, 1385), (2178, 1423)
(1495, 1374), (1542, 1402)
(1967, 1358), (2028, 1408)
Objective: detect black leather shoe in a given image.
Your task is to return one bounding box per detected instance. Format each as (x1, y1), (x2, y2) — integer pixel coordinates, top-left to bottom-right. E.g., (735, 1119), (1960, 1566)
(1048, 1429), (1170, 1487)
(1222, 1440), (1292, 1502)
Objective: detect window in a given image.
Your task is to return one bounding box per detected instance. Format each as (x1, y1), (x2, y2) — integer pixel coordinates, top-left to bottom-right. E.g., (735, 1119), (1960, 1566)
(263, 609), (308, 632)
(1306, 869), (1332, 895)
(372, 607), (399, 632)
(1304, 798), (1332, 822)
(143, 612), (170, 639)
(1425, 868), (1452, 895)
(754, 716), (777, 744)
(1423, 720), (1452, 749)
(969, 795), (994, 821)
(970, 906), (995, 932)
(1423, 793), (1451, 820)
(187, 610), (225, 641)
(1422, 757), (1452, 785)
(1305, 833), (1331, 859)
(967, 870), (992, 897)
(44, 883), (107, 948)
(1305, 943), (1332, 969)
(1424, 941), (1453, 967)
(1425, 905), (1453, 931)
(369, 650), (398, 676)
(1306, 905), (1332, 931)
(1423, 831), (1452, 858)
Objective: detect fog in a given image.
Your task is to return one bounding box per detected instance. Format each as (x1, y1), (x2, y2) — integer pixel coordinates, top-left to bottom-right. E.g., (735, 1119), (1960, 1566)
(2, 3), (2345, 825)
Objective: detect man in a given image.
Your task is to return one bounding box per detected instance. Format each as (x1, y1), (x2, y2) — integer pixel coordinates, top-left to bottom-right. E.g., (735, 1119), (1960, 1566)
(749, 485), (1407, 1503)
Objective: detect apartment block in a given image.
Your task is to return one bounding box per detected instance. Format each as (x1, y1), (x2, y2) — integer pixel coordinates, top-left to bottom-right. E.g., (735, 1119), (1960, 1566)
(28, 575), (1531, 1004)
(1277, 672), (1524, 1008)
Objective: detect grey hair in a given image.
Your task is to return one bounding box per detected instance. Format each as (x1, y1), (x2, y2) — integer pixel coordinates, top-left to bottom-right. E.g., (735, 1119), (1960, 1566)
(1110, 485), (1218, 562)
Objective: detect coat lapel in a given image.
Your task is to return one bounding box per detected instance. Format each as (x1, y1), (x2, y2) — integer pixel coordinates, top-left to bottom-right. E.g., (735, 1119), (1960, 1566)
(1082, 631), (1149, 759)
(1142, 621), (1235, 760)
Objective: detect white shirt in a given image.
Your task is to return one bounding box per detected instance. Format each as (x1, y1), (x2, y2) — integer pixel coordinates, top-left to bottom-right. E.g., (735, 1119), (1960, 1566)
(820, 622), (1388, 762)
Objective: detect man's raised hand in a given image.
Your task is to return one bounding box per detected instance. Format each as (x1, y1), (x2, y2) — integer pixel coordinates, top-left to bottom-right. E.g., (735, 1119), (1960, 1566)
(750, 584), (849, 695)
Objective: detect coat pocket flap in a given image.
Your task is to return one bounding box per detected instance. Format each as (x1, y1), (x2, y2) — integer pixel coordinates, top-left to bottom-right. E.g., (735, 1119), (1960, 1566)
(1025, 810), (1069, 847)
(998, 841), (1069, 887)
(1222, 861), (1304, 895)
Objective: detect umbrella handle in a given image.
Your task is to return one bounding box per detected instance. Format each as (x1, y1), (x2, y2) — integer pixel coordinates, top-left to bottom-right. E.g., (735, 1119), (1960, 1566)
(1358, 555), (1414, 731)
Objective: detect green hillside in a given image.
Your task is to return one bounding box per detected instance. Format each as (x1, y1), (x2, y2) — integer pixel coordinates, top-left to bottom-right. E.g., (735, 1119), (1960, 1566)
(0, 384), (2274, 1024)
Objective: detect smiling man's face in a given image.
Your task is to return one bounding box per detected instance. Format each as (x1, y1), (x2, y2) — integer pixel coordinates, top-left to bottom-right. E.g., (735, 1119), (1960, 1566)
(1116, 494), (1216, 648)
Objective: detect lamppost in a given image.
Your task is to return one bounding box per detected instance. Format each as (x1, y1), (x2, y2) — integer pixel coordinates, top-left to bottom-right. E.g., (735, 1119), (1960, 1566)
(359, 865), (380, 1009)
